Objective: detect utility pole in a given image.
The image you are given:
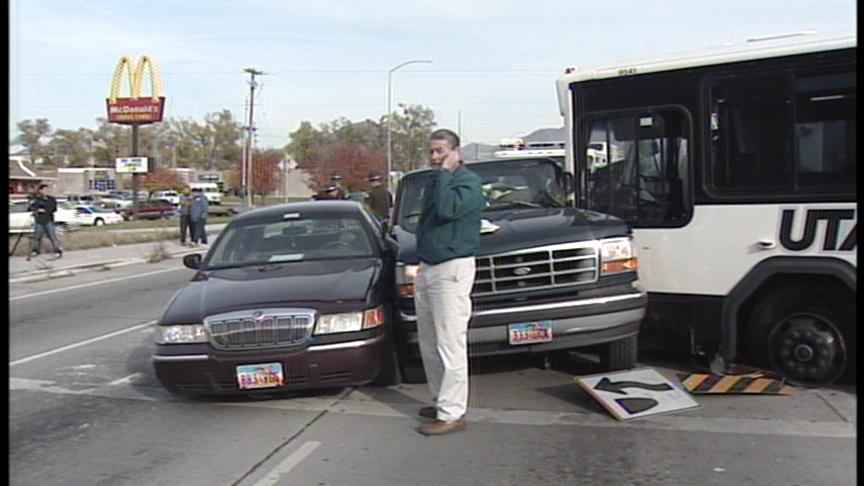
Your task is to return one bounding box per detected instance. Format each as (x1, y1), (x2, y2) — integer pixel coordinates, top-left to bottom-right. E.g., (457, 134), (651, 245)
(244, 67), (265, 208)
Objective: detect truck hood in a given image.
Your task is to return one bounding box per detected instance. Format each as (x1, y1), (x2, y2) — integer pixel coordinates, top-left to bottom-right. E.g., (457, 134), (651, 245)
(392, 207), (629, 264)
(159, 258), (380, 324)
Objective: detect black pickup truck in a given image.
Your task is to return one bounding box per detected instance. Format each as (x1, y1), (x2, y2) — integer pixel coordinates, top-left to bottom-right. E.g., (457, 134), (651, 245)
(389, 155), (647, 382)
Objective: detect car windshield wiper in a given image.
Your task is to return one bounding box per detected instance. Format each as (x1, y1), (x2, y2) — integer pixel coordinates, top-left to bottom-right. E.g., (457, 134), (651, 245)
(205, 262), (270, 271)
(487, 200), (544, 210)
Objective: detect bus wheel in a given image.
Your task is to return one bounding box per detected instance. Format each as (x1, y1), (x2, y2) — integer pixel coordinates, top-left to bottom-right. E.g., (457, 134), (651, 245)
(745, 287), (853, 386)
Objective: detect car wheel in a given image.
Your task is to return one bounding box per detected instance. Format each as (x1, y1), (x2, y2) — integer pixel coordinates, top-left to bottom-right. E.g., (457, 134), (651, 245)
(94, 218), (104, 226)
(744, 285), (853, 386)
(599, 334), (638, 371)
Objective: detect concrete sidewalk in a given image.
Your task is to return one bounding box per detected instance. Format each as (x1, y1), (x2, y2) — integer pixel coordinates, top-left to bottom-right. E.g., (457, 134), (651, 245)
(9, 224), (226, 281)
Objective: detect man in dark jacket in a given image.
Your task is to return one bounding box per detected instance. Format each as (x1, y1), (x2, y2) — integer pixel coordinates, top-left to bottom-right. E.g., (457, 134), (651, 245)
(414, 129), (485, 436)
(189, 188), (209, 247)
(364, 172), (392, 221)
(28, 183), (63, 259)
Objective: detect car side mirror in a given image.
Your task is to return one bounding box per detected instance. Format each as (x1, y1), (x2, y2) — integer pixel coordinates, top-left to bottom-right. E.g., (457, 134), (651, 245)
(183, 253), (202, 270)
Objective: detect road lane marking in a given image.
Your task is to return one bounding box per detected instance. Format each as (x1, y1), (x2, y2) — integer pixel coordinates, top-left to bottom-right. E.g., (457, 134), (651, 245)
(9, 267), (187, 302)
(108, 372), (142, 386)
(252, 441), (322, 486)
(9, 321), (156, 367)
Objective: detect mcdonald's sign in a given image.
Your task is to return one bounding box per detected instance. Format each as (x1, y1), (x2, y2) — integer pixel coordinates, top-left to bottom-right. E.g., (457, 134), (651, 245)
(106, 55), (165, 125)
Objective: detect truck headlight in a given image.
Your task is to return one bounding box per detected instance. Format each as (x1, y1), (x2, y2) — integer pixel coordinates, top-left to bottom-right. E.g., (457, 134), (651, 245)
(154, 324), (208, 344)
(600, 237), (638, 275)
(396, 262), (420, 297)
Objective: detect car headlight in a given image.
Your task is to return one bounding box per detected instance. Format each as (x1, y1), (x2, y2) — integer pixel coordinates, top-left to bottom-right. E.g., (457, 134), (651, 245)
(396, 262), (420, 297)
(600, 237), (638, 275)
(154, 324), (208, 344)
(315, 305), (386, 335)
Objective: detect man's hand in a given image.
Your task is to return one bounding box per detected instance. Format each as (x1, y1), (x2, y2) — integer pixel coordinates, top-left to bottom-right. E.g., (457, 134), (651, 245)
(441, 149), (461, 172)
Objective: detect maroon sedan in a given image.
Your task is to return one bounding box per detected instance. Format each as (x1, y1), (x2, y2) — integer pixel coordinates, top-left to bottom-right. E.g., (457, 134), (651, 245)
(152, 200), (400, 395)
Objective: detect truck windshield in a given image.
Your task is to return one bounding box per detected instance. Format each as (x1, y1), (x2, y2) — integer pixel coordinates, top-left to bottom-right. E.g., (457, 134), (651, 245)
(397, 157), (566, 232)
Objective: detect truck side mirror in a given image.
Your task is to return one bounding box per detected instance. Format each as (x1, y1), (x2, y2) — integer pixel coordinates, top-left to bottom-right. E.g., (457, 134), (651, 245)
(183, 253), (202, 270)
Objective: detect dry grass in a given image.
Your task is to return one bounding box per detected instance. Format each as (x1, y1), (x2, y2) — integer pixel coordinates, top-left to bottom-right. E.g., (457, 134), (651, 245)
(146, 242), (172, 263)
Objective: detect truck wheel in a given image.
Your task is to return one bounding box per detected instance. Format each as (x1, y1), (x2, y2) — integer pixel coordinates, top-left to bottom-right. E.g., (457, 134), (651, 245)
(744, 286), (853, 386)
(400, 361), (427, 384)
(372, 344), (402, 387)
(600, 334), (638, 371)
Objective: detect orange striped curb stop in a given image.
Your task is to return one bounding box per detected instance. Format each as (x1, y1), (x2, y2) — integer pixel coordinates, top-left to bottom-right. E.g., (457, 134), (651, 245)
(676, 372), (797, 395)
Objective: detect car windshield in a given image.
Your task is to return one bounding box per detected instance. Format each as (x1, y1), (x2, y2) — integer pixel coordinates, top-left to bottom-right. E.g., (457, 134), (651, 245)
(205, 212), (376, 269)
(396, 157), (566, 232)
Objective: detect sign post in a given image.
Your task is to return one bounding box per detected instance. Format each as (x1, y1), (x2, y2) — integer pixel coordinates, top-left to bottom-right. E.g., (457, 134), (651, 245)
(106, 55), (165, 218)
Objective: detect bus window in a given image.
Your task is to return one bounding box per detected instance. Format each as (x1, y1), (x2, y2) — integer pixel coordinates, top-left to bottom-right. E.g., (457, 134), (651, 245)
(794, 68), (856, 190)
(709, 72), (793, 192)
(582, 108), (690, 227)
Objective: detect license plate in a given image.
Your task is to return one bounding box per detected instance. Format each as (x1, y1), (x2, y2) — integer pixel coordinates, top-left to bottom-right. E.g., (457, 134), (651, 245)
(508, 321), (553, 345)
(236, 362), (284, 390)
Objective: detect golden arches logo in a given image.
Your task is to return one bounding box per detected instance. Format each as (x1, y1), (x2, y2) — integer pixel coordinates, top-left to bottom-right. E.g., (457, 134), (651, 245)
(106, 55), (165, 125)
(109, 55), (163, 102)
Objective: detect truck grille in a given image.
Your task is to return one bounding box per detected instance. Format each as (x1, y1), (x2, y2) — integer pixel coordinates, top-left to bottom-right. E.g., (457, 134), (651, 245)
(204, 309), (316, 350)
(473, 242), (599, 296)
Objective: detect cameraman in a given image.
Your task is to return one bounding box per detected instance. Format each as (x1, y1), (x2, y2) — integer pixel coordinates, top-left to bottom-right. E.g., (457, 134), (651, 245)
(28, 184), (63, 259)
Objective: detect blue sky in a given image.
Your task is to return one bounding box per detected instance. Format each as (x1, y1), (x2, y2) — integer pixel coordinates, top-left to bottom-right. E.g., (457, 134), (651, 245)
(9, 0), (856, 148)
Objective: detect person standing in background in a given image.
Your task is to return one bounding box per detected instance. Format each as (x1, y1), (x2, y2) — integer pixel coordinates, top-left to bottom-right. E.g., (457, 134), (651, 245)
(364, 172), (392, 221)
(178, 186), (192, 246)
(189, 188), (210, 247)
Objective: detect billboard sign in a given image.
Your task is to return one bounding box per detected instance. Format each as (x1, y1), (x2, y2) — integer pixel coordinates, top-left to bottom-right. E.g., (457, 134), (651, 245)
(116, 157), (149, 174)
(106, 55), (165, 125)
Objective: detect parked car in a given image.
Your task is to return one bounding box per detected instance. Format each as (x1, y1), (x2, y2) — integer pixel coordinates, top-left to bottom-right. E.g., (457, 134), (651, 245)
(152, 200), (399, 395)
(390, 156), (647, 382)
(73, 205), (125, 226)
(152, 190), (180, 206)
(9, 200), (81, 232)
(120, 200), (177, 220)
(9, 200), (32, 231)
(64, 194), (101, 206)
(97, 194), (134, 210)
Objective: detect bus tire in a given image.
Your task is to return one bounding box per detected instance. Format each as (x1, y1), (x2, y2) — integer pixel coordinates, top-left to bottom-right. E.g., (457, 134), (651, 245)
(744, 285), (854, 386)
(600, 334), (638, 371)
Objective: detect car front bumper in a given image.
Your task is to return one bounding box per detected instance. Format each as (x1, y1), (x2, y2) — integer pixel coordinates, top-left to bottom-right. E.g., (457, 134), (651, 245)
(153, 332), (387, 395)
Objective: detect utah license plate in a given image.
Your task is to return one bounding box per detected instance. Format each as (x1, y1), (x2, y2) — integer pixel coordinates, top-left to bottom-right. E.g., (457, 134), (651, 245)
(236, 362), (284, 390)
(508, 321), (553, 345)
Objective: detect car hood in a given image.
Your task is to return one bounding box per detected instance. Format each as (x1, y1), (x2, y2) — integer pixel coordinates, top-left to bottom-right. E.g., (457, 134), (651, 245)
(160, 258), (381, 324)
(392, 207), (630, 263)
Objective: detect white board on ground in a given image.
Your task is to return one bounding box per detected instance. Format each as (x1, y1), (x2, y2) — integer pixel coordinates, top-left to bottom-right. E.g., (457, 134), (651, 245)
(576, 367), (700, 421)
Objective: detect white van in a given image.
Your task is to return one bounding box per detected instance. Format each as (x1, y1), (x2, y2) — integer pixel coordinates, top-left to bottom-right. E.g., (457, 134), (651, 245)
(188, 182), (222, 205)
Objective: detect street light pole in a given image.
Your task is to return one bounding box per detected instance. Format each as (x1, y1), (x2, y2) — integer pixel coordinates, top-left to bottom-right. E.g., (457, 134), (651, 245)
(387, 59), (432, 191)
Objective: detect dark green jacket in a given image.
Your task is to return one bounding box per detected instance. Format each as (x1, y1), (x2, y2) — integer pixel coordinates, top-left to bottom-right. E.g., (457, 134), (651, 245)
(416, 165), (486, 264)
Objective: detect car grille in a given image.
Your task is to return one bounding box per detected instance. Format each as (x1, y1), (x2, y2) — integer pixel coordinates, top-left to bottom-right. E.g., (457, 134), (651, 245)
(473, 242), (599, 296)
(204, 309), (316, 350)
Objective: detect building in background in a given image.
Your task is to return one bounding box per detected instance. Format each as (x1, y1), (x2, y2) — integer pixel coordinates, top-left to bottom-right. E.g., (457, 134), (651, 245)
(8, 156), (57, 197)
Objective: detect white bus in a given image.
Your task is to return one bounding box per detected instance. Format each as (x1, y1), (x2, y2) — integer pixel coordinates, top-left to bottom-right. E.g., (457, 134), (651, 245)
(556, 31), (856, 385)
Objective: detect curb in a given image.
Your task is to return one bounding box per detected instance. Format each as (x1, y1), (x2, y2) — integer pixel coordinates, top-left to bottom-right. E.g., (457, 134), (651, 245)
(8, 248), (205, 284)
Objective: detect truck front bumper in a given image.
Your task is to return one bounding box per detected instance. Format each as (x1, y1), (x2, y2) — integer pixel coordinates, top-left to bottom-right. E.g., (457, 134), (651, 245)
(396, 287), (647, 358)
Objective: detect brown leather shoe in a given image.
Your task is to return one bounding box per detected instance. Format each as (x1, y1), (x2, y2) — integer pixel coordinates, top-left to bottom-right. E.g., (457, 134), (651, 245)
(418, 419), (467, 436)
(419, 406), (436, 418)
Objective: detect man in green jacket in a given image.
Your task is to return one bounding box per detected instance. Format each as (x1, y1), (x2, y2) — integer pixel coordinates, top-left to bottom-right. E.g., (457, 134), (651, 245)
(415, 128), (486, 436)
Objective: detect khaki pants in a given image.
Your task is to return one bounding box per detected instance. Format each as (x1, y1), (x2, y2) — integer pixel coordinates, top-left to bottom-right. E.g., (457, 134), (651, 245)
(414, 257), (475, 421)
